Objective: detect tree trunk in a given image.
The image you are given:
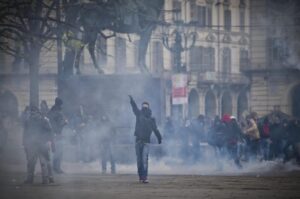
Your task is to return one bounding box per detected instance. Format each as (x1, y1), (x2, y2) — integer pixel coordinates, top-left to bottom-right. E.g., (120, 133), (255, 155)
(63, 49), (76, 77)
(62, 0), (80, 78)
(57, 0), (63, 97)
(29, 48), (41, 107)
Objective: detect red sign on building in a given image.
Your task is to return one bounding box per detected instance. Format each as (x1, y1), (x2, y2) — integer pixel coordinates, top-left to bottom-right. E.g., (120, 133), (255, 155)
(172, 74), (188, 105)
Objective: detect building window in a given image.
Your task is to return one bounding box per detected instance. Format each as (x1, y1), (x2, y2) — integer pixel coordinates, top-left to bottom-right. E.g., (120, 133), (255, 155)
(115, 37), (126, 72)
(96, 36), (107, 67)
(207, 6), (212, 27)
(190, 46), (202, 71)
(240, 9), (245, 32)
(224, 9), (231, 31)
(222, 47), (231, 73)
(190, 2), (212, 27)
(173, 0), (181, 21)
(190, 46), (215, 72)
(197, 6), (206, 27)
(152, 41), (164, 74)
(268, 38), (288, 67)
(240, 49), (249, 70)
(203, 47), (215, 71)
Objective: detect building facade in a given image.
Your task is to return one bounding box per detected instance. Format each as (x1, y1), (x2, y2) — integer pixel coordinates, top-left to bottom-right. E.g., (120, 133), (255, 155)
(162, 0), (250, 120)
(248, 0), (300, 118)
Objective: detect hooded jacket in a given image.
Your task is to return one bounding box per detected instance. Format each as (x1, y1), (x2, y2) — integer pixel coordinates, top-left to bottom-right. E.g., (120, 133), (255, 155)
(130, 97), (161, 144)
(47, 104), (67, 135)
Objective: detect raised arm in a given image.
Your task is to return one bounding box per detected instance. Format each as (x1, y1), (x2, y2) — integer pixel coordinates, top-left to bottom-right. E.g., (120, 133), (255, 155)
(129, 95), (139, 116)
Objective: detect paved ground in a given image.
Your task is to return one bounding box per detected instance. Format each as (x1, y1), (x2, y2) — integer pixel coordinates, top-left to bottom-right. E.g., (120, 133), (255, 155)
(1, 124), (300, 199)
(1, 170), (300, 199)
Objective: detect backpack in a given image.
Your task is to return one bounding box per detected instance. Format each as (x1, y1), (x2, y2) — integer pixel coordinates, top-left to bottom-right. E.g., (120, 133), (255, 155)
(258, 122), (270, 138)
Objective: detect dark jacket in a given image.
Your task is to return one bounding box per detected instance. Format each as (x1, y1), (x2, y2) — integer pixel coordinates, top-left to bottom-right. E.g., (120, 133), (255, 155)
(208, 120), (225, 148)
(130, 98), (161, 144)
(227, 120), (243, 145)
(47, 105), (66, 135)
(23, 111), (53, 147)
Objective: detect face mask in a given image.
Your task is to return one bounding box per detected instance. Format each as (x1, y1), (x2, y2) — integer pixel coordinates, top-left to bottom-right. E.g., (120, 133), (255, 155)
(142, 107), (151, 117)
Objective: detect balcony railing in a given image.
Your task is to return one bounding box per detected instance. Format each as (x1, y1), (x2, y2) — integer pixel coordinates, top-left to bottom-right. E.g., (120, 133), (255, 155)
(193, 71), (249, 85)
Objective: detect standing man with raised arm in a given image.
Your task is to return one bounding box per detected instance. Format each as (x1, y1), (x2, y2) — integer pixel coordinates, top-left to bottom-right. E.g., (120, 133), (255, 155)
(129, 95), (162, 183)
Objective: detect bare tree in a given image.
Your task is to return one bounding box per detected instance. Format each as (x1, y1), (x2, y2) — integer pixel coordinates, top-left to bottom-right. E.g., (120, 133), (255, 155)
(0, 0), (61, 106)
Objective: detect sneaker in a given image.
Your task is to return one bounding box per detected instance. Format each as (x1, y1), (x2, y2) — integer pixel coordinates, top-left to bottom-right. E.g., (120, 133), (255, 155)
(142, 179), (149, 184)
(138, 177), (143, 183)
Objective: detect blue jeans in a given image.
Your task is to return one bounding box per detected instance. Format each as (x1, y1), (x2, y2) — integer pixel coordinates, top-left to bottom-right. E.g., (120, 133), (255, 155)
(53, 136), (64, 171)
(260, 138), (271, 160)
(135, 141), (149, 180)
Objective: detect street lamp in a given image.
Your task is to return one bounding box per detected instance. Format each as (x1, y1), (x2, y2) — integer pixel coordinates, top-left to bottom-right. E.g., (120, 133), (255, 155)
(160, 8), (197, 120)
(161, 9), (197, 73)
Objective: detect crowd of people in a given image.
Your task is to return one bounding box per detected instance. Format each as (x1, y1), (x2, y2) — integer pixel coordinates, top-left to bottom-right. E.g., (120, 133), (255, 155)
(163, 112), (300, 169)
(68, 104), (117, 174)
(21, 97), (118, 184)
(18, 96), (300, 184)
(21, 98), (67, 184)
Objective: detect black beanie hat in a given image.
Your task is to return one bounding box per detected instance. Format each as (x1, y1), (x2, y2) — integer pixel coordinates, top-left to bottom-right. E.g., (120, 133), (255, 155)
(55, 97), (63, 106)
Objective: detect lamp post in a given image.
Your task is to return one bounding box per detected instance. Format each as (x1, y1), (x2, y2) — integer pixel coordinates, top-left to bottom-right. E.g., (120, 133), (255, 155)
(161, 9), (197, 73)
(160, 8), (197, 120)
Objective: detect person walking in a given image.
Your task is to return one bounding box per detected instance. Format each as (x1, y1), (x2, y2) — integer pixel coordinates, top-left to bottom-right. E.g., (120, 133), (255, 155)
(245, 115), (260, 161)
(48, 97), (67, 174)
(129, 95), (162, 183)
(97, 115), (116, 174)
(23, 106), (54, 184)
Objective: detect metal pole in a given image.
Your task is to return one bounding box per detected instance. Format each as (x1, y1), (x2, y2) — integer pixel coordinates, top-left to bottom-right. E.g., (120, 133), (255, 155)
(174, 30), (182, 73)
(216, 0), (221, 116)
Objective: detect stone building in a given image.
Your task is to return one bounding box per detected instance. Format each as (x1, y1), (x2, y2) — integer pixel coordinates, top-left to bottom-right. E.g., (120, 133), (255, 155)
(248, 0), (300, 118)
(0, 0), (251, 121)
(161, 0), (250, 120)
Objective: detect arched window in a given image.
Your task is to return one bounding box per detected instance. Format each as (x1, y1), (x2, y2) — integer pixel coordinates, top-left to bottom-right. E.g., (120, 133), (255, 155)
(188, 89), (199, 118)
(221, 91), (232, 116)
(205, 91), (216, 119)
(237, 91), (248, 120)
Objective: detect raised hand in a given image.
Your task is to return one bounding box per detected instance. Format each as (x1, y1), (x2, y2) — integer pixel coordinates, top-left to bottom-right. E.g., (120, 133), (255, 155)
(128, 95), (133, 101)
